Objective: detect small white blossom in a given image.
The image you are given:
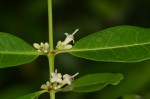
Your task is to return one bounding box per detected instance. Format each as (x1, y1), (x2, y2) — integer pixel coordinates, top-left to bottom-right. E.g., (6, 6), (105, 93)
(56, 29), (79, 50)
(53, 85), (62, 90)
(41, 70), (79, 91)
(41, 81), (50, 90)
(64, 29), (79, 44)
(53, 86), (58, 90)
(51, 69), (63, 83)
(33, 42), (49, 53)
(62, 72), (79, 85)
(56, 41), (72, 50)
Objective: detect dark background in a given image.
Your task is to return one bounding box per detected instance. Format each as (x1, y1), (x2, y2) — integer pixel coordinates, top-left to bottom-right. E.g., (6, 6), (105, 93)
(0, 0), (150, 99)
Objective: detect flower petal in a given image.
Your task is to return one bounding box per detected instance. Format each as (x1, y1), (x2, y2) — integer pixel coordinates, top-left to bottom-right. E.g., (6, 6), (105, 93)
(33, 43), (40, 49)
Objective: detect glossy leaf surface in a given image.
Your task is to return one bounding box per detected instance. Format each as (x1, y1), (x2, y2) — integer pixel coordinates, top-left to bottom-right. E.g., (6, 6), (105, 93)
(0, 33), (40, 68)
(62, 73), (123, 92)
(66, 26), (150, 62)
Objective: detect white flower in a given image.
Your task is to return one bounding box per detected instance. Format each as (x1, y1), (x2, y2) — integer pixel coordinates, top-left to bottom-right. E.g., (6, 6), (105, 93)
(64, 29), (79, 44)
(41, 81), (50, 90)
(51, 69), (63, 83)
(56, 29), (79, 50)
(41, 70), (79, 91)
(62, 72), (79, 85)
(53, 85), (61, 90)
(56, 41), (72, 50)
(33, 42), (49, 53)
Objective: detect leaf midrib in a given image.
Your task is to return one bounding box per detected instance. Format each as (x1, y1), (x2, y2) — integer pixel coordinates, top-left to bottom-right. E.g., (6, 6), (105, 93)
(0, 51), (40, 55)
(57, 41), (150, 53)
(72, 82), (109, 88)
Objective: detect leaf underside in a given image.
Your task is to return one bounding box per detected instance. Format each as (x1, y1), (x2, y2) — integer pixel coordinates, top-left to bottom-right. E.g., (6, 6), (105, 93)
(0, 32), (40, 68)
(68, 26), (150, 62)
(62, 73), (123, 92)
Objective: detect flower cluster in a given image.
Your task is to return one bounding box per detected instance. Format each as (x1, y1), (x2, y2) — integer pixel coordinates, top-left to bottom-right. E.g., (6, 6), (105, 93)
(33, 42), (49, 53)
(41, 81), (50, 90)
(56, 29), (79, 50)
(41, 69), (79, 91)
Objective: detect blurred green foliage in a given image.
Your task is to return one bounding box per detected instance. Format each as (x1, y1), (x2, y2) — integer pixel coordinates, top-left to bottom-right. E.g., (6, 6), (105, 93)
(0, 0), (150, 99)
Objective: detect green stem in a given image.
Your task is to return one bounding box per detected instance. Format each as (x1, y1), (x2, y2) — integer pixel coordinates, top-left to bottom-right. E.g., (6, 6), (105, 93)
(50, 91), (55, 99)
(48, 0), (55, 99)
(48, 54), (55, 77)
(48, 54), (55, 99)
(48, 52), (55, 99)
(48, 0), (54, 51)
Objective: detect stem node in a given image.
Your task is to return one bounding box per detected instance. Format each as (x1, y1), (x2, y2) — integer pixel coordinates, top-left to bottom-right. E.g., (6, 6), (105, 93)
(48, 0), (55, 99)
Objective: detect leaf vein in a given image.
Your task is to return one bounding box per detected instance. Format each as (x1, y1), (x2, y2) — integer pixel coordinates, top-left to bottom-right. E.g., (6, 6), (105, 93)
(59, 42), (150, 53)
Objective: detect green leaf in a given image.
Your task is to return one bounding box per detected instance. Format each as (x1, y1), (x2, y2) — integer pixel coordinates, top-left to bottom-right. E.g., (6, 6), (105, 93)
(66, 26), (150, 62)
(0, 32), (40, 68)
(17, 90), (46, 99)
(62, 73), (123, 92)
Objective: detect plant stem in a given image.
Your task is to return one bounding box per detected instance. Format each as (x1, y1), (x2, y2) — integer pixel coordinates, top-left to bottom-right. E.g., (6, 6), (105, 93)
(48, 0), (54, 51)
(48, 0), (55, 99)
(48, 54), (55, 77)
(48, 54), (55, 99)
(50, 91), (55, 99)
